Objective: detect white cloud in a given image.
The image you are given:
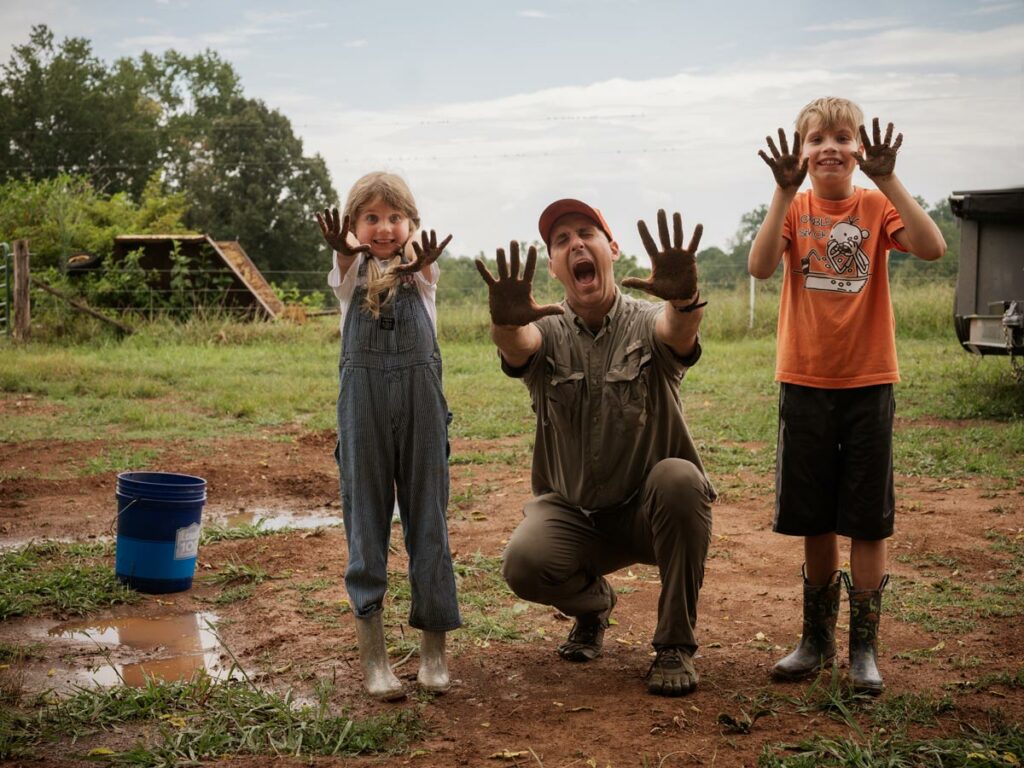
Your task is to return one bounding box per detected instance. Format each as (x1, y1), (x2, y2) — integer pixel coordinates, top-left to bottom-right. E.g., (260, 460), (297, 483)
(518, 10), (551, 19)
(300, 23), (1024, 259)
(344, 40), (368, 48)
(802, 16), (902, 32)
(966, 1), (1020, 15)
(782, 23), (1024, 70)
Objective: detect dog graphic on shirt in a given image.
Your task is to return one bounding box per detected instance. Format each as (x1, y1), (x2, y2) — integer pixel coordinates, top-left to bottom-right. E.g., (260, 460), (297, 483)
(802, 218), (871, 294)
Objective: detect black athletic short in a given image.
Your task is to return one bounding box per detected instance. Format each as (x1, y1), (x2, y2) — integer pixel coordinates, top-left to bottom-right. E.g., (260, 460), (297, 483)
(773, 382), (895, 540)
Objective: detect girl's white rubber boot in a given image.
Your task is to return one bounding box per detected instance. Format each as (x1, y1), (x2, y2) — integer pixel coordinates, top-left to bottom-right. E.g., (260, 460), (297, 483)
(417, 631), (450, 693)
(353, 614), (405, 701)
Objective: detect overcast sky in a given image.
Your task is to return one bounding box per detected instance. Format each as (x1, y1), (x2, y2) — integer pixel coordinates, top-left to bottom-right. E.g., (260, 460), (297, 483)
(2, 0), (1023, 260)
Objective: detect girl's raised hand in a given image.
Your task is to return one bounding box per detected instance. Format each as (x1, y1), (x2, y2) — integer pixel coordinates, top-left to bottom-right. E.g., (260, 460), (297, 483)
(393, 229), (453, 274)
(853, 117), (902, 181)
(475, 242), (564, 327)
(758, 128), (808, 191)
(315, 207), (370, 258)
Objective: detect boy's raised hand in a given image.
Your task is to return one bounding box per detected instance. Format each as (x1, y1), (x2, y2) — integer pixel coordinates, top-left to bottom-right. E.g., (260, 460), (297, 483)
(758, 128), (808, 191)
(623, 209), (703, 301)
(475, 242), (564, 327)
(315, 207), (370, 258)
(854, 117), (903, 181)
(393, 229), (453, 274)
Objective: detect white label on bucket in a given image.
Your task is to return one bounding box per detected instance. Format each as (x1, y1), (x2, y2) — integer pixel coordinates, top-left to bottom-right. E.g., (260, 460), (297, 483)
(174, 522), (202, 560)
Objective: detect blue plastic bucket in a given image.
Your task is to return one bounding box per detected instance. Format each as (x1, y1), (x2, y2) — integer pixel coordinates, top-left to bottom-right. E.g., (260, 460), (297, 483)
(115, 471), (207, 594)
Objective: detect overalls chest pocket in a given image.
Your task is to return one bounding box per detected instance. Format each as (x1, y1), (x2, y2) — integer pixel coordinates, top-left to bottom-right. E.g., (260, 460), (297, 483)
(604, 340), (651, 429)
(350, 283), (423, 355)
(540, 354), (585, 430)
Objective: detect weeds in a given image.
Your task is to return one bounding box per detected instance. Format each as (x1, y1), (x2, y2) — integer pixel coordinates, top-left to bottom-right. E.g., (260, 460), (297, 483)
(202, 561), (270, 587)
(201, 519), (289, 544)
(0, 671), (427, 762)
(0, 541), (139, 620)
(758, 721), (1024, 767)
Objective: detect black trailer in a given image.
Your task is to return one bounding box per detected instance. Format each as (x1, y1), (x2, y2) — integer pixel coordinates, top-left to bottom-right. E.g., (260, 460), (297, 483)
(949, 186), (1024, 380)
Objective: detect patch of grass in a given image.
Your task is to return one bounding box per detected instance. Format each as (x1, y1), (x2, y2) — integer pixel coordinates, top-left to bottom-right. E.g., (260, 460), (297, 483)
(81, 446), (161, 477)
(207, 584), (254, 605)
(945, 667), (1024, 694)
(895, 552), (961, 572)
(201, 519), (290, 544)
(202, 561), (270, 587)
(0, 541), (140, 620)
(890, 532), (1022, 634)
(450, 448), (529, 466)
(297, 595), (350, 629)
(787, 666), (870, 733)
(758, 722), (1024, 767)
(292, 577), (334, 594)
(0, 672), (427, 762)
(889, 576), (982, 633)
(871, 691), (955, 729)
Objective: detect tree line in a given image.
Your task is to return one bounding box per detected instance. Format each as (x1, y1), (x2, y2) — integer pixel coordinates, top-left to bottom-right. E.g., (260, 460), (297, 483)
(0, 25), (334, 286)
(1, 25), (959, 301)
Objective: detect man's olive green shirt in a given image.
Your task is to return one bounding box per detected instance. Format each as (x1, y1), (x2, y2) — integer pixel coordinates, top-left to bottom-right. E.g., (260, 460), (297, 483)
(502, 290), (715, 512)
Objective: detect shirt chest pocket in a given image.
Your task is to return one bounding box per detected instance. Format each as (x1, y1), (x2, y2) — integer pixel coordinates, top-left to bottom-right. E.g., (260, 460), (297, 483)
(604, 340), (651, 428)
(540, 355), (585, 429)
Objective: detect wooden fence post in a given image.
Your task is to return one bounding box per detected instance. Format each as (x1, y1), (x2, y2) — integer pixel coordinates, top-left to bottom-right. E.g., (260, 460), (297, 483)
(13, 239), (30, 342)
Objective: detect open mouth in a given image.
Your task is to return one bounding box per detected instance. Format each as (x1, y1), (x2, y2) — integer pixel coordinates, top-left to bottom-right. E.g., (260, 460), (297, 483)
(572, 260), (597, 285)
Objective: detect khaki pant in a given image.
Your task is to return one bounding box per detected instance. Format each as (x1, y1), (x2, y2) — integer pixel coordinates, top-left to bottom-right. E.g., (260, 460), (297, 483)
(501, 459), (713, 651)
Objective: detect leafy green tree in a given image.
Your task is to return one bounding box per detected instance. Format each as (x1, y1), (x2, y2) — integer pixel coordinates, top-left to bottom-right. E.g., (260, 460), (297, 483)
(176, 96), (335, 284)
(1, 26), (336, 286)
(0, 26), (163, 199)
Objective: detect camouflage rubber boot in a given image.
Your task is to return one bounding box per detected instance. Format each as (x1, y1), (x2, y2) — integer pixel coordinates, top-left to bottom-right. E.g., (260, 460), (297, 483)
(772, 567), (842, 681)
(846, 573), (889, 696)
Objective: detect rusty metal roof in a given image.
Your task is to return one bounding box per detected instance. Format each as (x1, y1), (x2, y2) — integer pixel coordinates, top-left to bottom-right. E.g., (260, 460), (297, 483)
(113, 234), (284, 319)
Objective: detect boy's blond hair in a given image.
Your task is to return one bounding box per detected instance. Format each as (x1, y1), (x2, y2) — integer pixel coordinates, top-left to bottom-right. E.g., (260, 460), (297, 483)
(343, 172), (422, 317)
(795, 97), (864, 139)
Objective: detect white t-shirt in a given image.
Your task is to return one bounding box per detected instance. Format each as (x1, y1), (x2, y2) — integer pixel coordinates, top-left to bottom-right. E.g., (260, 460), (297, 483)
(327, 252), (439, 333)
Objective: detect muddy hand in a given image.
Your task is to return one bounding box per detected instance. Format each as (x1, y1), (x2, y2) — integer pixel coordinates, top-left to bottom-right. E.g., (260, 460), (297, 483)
(854, 117), (902, 181)
(758, 128), (808, 191)
(315, 207), (370, 258)
(475, 242), (564, 327)
(393, 229), (453, 274)
(623, 209), (703, 301)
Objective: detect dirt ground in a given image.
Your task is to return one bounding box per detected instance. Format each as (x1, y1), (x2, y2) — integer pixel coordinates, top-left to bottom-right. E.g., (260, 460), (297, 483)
(1, 422), (1022, 767)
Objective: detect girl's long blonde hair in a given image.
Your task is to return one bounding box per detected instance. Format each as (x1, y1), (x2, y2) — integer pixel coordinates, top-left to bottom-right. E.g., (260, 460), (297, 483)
(343, 172), (421, 317)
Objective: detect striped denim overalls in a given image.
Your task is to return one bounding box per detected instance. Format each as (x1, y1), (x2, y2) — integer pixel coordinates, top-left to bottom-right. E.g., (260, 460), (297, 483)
(336, 256), (461, 632)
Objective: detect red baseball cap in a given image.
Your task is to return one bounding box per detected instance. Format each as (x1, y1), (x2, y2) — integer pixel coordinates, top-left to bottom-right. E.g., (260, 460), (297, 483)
(538, 199), (614, 251)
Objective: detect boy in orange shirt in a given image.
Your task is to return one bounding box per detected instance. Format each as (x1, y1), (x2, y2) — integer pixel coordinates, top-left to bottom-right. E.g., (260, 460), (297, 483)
(748, 97), (946, 693)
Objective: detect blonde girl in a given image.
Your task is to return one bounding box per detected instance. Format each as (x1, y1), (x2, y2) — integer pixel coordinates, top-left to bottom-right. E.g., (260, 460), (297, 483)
(317, 172), (459, 700)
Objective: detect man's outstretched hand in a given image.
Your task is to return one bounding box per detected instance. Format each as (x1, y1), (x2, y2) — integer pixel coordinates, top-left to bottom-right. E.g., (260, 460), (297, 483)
(623, 209), (703, 301)
(758, 129), (808, 191)
(853, 117), (902, 181)
(393, 229), (452, 274)
(475, 242), (564, 327)
(315, 207), (370, 258)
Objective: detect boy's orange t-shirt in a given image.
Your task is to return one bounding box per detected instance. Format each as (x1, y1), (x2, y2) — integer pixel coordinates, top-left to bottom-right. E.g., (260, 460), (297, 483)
(777, 187), (905, 388)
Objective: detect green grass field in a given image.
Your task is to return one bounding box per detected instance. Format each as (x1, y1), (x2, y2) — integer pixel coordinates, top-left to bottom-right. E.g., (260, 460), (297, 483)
(3, 281), (1021, 480)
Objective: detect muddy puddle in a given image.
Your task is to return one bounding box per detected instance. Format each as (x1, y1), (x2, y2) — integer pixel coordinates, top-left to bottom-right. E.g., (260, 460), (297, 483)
(217, 507), (344, 531)
(20, 611), (238, 689)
